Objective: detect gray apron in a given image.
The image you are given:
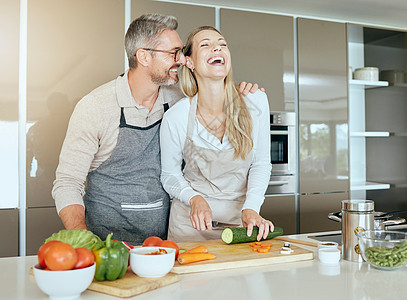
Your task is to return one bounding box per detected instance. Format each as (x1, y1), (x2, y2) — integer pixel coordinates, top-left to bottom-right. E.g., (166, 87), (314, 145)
(85, 104), (170, 245)
(168, 95), (253, 242)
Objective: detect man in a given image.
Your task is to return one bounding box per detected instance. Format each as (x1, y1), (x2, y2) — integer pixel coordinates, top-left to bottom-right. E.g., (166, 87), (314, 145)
(52, 14), (259, 244)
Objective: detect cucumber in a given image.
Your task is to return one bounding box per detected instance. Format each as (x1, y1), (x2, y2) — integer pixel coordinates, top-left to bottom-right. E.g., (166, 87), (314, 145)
(221, 226), (284, 244)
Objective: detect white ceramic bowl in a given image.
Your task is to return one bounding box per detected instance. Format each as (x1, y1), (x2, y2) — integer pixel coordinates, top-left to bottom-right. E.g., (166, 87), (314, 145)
(33, 263), (95, 300)
(130, 246), (175, 278)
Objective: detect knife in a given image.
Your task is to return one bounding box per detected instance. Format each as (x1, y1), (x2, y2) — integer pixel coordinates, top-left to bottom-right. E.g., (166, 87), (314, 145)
(211, 221), (241, 230)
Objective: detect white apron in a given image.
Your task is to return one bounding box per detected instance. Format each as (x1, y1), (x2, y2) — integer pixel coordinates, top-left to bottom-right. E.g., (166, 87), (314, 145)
(168, 95), (253, 242)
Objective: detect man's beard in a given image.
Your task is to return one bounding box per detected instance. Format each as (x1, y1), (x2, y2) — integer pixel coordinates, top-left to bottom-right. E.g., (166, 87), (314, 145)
(151, 66), (179, 86)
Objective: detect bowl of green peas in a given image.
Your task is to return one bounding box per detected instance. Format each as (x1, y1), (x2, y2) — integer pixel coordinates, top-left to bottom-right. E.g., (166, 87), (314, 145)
(357, 230), (407, 270)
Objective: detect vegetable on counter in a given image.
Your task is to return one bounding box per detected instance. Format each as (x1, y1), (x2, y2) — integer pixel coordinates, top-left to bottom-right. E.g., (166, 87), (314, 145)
(177, 245), (215, 265)
(221, 226), (284, 244)
(93, 233), (129, 281)
(181, 245), (208, 255)
(365, 242), (407, 268)
(45, 229), (103, 250)
(142, 236), (163, 247)
(142, 236), (179, 259)
(250, 241), (272, 253)
(44, 242), (78, 271)
(37, 240), (95, 271)
(38, 240), (62, 268)
(74, 247), (95, 269)
(177, 253), (216, 265)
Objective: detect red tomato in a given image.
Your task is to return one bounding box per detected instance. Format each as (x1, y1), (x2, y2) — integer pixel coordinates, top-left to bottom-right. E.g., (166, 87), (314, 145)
(37, 240), (62, 268)
(160, 240), (179, 259)
(44, 242), (78, 271)
(74, 247), (95, 269)
(142, 236), (163, 247)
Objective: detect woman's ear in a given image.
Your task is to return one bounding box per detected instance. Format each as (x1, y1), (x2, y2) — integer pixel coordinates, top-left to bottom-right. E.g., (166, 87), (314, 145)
(135, 49), (150, 67)
(186, 57), (194, 72)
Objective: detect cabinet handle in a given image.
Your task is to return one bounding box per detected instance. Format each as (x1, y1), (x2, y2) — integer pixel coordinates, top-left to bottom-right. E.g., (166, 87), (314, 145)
(268, 180), (290, 186)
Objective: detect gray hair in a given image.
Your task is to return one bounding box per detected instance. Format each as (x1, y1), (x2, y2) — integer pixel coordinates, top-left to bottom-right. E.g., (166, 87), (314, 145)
(125, 14), (178, 69)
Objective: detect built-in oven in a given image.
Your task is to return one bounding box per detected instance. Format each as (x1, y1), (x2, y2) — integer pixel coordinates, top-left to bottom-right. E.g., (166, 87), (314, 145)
(266, 111), (296, 195)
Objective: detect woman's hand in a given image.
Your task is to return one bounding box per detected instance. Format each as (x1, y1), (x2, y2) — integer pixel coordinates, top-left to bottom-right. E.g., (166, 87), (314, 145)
(189, 195), (213, 231)
(238, 81), (266, 96)
(241, 209), (274, 241)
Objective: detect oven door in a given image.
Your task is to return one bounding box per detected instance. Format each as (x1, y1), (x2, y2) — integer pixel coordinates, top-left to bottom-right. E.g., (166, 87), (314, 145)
(266, 175), (296, 195)
(270, 126), (289, 173)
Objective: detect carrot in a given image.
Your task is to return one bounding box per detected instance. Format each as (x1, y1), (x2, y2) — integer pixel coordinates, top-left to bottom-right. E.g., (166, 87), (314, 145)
(181, 245), (208, 255)
(256, 246), (271, 253)
(177, 253), (216, 265)
(249, 241), (272, 253)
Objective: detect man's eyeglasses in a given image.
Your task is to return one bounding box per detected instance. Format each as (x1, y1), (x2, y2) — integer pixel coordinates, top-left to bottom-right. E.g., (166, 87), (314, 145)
(142, 47), (185, 62)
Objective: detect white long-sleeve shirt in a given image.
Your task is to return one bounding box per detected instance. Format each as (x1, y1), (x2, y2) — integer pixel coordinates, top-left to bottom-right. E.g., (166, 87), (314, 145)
(160, 90), (272, 213)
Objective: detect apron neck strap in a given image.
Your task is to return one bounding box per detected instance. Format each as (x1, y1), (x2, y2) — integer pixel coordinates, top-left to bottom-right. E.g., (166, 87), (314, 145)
(186, 95), (198, 139)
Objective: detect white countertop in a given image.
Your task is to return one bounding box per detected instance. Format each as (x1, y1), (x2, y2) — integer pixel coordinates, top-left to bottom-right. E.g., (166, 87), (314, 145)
(3, 232), (407, 300)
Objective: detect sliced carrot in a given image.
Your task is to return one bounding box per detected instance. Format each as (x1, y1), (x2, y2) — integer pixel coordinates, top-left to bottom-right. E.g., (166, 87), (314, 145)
(181, 245), (209, 255)
(177, 253), (216, 265)
(249, 241), (272, 253)
(256, 247), (271, 253)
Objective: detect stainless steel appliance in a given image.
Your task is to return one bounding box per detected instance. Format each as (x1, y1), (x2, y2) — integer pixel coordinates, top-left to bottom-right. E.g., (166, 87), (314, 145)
(266, 111), (296, 195)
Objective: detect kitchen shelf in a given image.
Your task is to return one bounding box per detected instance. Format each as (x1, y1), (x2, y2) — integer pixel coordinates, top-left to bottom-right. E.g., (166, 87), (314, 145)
(350, 79), (389, 89)
(350, 131), (390, 137)
(351, 181), (391, 191)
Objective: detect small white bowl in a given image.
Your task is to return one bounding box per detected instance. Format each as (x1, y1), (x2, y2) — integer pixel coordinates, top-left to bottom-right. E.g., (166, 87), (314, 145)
(33, 263), (95, 300)
(130, 246), (175, 278)
(318, 248), (341, 265)
(318, 241), (339, 250)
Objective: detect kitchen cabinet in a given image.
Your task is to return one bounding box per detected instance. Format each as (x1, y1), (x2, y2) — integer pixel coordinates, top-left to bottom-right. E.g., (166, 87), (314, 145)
(299, 192), (346, 233)
(26, 0), (125, 253)
(297, 18), (349, 232)
(0, 0), (19, 209)
(26, 207), (64, 255)
(348, 25), (407, 217)
(260, 195), (296, 235)
(220, 9), (295, 112)
(131, 0), (215, 44)
(0, 209), (18, 257)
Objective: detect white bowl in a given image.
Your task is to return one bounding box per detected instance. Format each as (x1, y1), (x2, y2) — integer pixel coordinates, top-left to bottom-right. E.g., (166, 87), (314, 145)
(33, 263), (95, 300)
(318, 241), (339, 250)
(130, 246), (175, 278)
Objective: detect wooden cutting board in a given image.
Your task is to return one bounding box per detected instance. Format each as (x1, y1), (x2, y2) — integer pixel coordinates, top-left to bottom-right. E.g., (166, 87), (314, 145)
(87, 268), (179, 298)
(172, 239), (313, 274)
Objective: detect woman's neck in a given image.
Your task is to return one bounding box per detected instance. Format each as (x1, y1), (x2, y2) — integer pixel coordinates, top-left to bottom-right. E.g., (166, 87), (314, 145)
(196, 79), (225, 114)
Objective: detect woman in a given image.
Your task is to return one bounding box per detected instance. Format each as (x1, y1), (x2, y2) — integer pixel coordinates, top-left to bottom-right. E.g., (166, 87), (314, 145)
(160, 26), (273, 242)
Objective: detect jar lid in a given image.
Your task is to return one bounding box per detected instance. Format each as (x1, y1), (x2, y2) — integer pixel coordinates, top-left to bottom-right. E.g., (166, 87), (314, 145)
(342, 200), (374, 212)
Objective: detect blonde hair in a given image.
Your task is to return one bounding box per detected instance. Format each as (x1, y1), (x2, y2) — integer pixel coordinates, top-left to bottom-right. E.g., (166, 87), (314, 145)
(180, 26), (253, 160)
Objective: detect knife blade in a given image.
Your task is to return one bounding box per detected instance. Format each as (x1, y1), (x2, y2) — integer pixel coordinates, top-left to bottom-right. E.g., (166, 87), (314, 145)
(211, 221), (241, 230)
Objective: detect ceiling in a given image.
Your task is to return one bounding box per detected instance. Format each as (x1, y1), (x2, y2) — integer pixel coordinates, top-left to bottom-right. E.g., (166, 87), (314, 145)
(164, 0), (407, 30)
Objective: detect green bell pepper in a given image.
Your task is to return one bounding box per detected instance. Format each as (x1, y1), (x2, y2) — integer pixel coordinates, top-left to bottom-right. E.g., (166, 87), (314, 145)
(93, 233), (129, 281)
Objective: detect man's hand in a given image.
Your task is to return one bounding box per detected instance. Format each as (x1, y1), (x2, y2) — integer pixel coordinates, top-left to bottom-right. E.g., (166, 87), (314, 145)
(241, 209), (274, 241)
(59, 204), (87, 230)
(189, 195), (213, 231)
(238, 81), (265, 96)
